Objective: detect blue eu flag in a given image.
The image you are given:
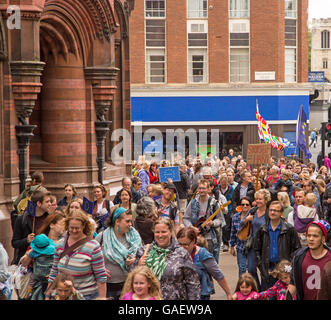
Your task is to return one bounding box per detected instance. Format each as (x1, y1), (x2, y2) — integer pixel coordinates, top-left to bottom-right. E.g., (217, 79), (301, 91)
(27, 200), (37, 217)
(296, 105), (312, 159)
(82, 197), (94, 215)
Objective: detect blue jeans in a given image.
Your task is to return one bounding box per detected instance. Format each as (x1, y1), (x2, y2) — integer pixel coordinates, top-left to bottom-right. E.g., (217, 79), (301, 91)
(247, 247), (261, 291)
(236, 250), (248, 277)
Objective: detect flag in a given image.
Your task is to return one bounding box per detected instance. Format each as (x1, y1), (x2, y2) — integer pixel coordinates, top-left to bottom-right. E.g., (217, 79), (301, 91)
(27, 200), (36, 217)
(296, 105), (312, 159)
(82, 197), (94, 215)
(256, 101), (290, 151)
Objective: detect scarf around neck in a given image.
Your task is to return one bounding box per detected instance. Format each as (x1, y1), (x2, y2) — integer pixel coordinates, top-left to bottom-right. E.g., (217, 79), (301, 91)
(145, 243), (171, 280)
(102, 226), (141, 271)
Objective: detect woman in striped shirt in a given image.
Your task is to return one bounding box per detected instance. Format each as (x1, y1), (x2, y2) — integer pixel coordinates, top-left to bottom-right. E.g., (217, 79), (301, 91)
(46, 210), (107, 300)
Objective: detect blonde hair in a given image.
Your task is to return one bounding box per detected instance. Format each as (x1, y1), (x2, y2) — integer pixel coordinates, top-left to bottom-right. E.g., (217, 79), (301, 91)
(64, 209), (94, 236)
(234, 273), (258, 293)
(277, 192), (290, 208)
(269, 260), (292, 279)
(151, 184), (163, 196)
(305, 192), (316, 207)
(254, 188), (271, 203)
(120, 266), (162, 300)
(64, 198), (83, 217)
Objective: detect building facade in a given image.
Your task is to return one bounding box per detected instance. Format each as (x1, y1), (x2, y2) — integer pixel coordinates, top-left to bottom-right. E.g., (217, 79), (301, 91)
(129, 0), (310, 161)
(0, 0), (134, 258)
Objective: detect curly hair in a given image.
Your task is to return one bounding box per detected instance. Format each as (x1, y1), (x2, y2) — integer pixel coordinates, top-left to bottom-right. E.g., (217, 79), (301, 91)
(64, 209), (94, 237)
(120, 266), (162, 300)
(254, 188), (271, 204)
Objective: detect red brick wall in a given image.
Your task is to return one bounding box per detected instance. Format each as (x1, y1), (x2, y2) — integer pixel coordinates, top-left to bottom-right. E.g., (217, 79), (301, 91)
(129, 0), (308, 85)
(250, 0), (285, 82)
(129, 0), (145, 84)
(209, 0), (229, 83)
(166, 0), (187, 83)
(297, 0), (308, 83)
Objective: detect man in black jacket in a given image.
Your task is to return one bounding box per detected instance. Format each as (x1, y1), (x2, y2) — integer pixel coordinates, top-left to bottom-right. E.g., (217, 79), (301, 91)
(173, 163), (190, 213)
(253, 200), (301, 291)
(231, 170), (255, 210)
(288, 220), (331, 300)
(11, 190), (51, 265)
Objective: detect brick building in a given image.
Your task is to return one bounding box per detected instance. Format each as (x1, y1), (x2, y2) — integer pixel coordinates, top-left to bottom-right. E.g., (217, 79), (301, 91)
(129, 0), (310, 161)
(0, 0), (134, 258)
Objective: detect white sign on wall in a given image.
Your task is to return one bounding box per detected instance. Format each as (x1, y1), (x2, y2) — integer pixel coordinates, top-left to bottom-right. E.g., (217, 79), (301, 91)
(255, 71), (276, 81)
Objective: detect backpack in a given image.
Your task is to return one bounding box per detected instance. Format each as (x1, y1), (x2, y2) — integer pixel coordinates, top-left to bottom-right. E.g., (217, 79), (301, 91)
(16, 185), (42, 216)
(33, 255), (54, 279)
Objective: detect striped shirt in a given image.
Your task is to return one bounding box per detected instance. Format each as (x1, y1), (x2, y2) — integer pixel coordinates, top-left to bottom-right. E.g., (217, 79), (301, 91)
(48, 238), (107, 298)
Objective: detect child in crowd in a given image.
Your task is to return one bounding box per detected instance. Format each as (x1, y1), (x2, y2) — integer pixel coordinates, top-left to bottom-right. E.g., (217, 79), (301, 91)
(232, 273), (258, 300)
(120, 266), (162, 300)
(250, 260), (292, 300)
(296, 193), (319, 246)
(49, 272), (84, 300)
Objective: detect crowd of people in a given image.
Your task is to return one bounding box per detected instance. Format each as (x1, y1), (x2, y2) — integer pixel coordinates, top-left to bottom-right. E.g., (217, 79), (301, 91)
(1, 149), (331, 301)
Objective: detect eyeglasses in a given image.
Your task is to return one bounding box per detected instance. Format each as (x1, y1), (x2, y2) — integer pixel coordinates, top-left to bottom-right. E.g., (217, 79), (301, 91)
(269, 209), (281, 213)
(241, 203), (251, 207)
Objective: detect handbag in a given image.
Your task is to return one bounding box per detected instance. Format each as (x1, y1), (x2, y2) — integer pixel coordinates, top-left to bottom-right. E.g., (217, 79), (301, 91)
(237, 221), (251, 241)
(245, 231), (253, 250)
(12, 264), (32, 299)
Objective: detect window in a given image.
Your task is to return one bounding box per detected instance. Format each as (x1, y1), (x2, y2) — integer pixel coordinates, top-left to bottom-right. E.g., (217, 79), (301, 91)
(145, 0), (166, 83)
(229, 0), (249, 18)
(188, 49), (208, 83)
(321, 30), (330, 49)
(187, 21), (208, 83)
(145, 19), (166, 47)
(323, 59), (328, 69)
(187, 0), (208, 18)
(146, 49), (166, 83)
(230, 48), (249, 82)
(145, 0), (165, 17)
(285, 0), (297, 18)
(285, 48), (296, 82)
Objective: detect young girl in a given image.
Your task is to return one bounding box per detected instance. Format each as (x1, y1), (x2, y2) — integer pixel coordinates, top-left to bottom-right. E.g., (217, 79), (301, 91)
(120, 266), (162, 300)
(50, 272), (85, 300)
(232, 273), (258, 300)
(250, 260), (292, 300)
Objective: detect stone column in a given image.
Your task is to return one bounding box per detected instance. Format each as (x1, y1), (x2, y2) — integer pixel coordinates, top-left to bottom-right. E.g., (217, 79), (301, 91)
(84, 66), (119, 183)
(10, 61), (45, 192)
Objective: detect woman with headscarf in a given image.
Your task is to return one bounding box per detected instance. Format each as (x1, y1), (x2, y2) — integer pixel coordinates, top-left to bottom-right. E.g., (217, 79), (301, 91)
(96, 207), (141, 300)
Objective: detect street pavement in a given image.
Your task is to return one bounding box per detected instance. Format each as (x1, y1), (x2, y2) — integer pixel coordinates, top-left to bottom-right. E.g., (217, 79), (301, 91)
(309, 135), (331, 165)
(211, 251), (238, 300)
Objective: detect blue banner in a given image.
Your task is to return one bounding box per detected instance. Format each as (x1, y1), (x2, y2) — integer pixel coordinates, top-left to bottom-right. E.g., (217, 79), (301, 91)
(159, 166), (180, 183)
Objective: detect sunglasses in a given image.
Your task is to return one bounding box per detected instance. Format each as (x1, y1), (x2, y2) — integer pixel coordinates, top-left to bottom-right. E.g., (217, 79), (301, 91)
(241, 203), (250, 206)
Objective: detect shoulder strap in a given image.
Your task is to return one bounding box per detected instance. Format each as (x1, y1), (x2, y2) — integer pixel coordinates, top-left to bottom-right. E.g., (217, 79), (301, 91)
(59, 236), (92, 259)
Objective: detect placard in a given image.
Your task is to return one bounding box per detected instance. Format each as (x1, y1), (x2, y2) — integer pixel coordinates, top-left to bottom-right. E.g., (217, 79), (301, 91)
(246, 144), (271, 165)
(159, 166), (180, 183)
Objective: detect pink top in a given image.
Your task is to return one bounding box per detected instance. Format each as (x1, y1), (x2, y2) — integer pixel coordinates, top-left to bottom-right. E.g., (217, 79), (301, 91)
(121, 291), (156, 300)
(235, 291), (258, 300)
(324, 157), (331, 169)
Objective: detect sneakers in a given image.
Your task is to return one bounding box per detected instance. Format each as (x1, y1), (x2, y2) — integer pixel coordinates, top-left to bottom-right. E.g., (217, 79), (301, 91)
(223, 244), (229, 252)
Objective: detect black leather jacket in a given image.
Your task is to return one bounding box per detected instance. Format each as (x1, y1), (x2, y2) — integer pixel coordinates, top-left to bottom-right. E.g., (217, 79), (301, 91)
(253, 219), (301, 282)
